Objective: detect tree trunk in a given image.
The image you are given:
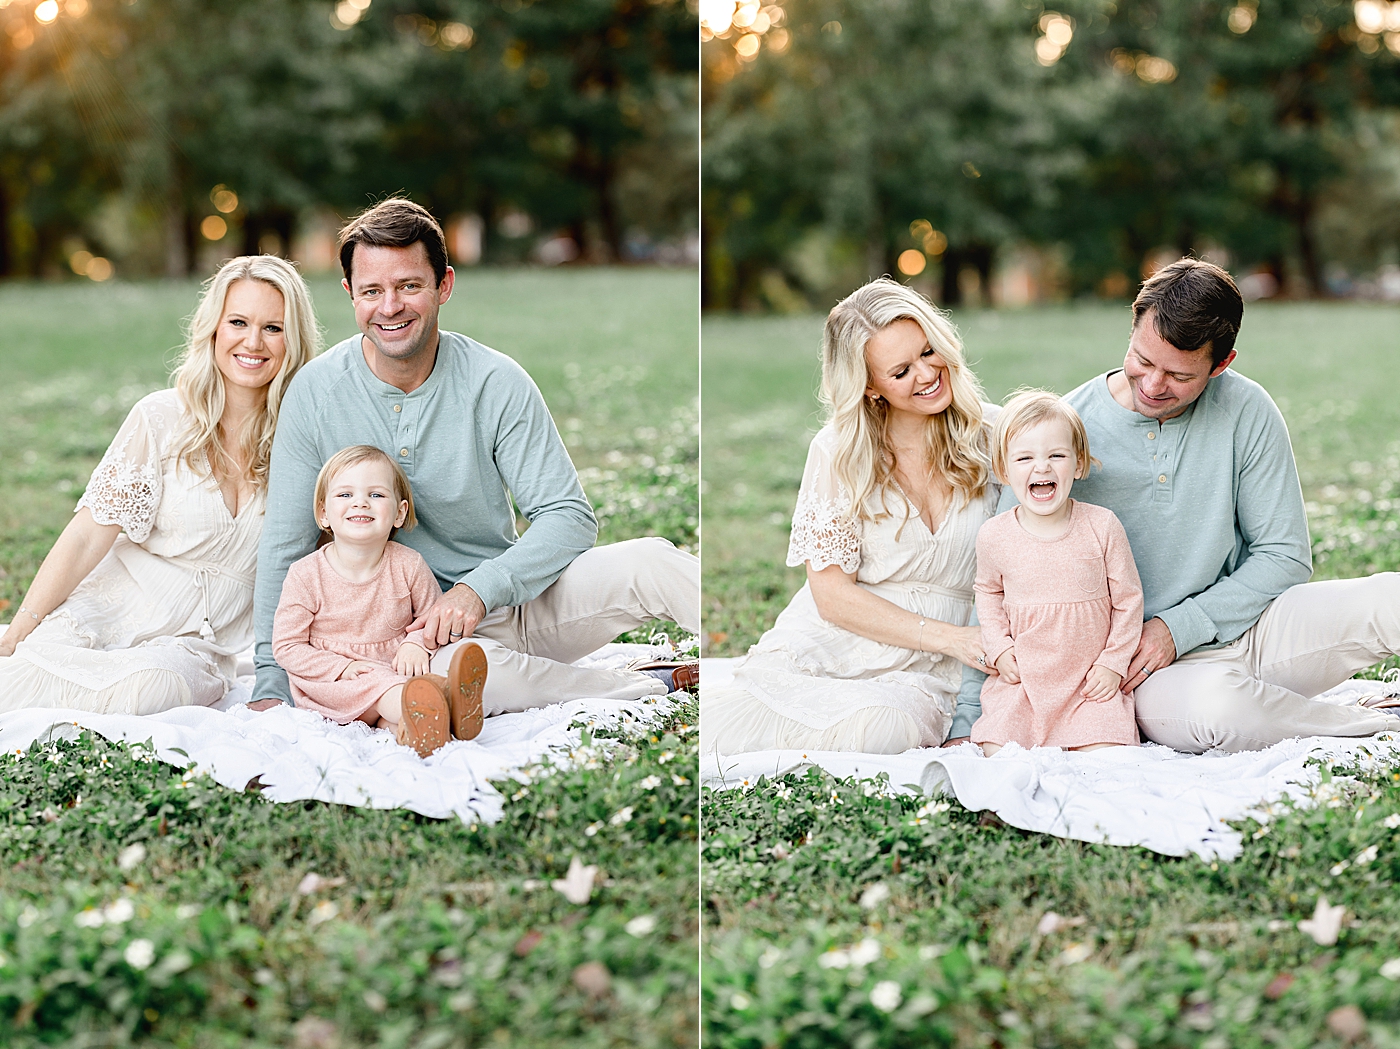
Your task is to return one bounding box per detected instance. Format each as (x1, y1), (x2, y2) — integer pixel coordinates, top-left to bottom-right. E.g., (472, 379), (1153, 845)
(165, 200), (190, 278)
(0, 181), (10, 277)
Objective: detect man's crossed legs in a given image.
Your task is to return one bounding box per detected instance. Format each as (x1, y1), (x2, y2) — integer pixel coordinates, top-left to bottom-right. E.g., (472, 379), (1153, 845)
(428, 537), (699, 716)
(1135, 573), (1400, 753)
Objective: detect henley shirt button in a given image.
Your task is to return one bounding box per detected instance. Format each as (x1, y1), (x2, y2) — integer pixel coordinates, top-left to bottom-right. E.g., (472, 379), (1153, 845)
(1158, 474), (1167, 483)
(393, 404), (401, 413)
(1147, 432), (1156, 440)
(400, 448), (409, 457)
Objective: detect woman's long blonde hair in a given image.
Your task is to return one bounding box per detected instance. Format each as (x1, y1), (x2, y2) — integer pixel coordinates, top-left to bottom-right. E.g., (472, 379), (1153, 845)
(821, 277), (991, 523)
(172, 255), (322, 488)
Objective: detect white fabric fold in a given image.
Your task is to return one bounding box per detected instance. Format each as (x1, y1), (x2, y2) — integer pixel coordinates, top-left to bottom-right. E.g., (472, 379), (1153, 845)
(0, 644), (679, 826)
(701, 656), (1399, 860)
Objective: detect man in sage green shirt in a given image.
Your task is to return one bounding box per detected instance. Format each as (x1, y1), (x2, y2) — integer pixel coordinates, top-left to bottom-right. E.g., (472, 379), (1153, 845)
(250, 199), (698, 714)
(954, 259), (1400, 752)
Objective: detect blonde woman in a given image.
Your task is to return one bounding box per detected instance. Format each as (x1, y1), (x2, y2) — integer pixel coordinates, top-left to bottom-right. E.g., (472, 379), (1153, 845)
(701, 277), (1000, 755)
(0, 255), (321, 714)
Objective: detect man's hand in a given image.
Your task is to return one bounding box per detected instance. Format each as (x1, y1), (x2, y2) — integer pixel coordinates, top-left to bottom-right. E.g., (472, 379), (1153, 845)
(994, 648), (1020, 685)
(339, 660), (376, 681)
(393, 642), (431, 676)
(410, 583), (487, 649)
(1081, 665), (1123, 702)
(1124, 617), (1176, 692)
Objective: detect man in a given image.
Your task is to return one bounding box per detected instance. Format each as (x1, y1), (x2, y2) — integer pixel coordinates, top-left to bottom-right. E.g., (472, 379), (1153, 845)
(958, 258), (1400, 753)
(250, 198), (698, 714)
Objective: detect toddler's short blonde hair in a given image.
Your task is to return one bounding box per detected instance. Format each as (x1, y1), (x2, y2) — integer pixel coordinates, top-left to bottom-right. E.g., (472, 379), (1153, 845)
(991, 390), (1095, 484)
(313, 445), (417, 537)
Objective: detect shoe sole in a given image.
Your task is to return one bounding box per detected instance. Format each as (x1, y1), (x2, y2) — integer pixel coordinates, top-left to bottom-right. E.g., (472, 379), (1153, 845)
(447, 642), (487, 741)
(398, 677), (450, 757)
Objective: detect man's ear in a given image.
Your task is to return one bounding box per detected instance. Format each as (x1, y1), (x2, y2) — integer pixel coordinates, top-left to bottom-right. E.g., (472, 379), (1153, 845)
(1208, 348), (1237, 378)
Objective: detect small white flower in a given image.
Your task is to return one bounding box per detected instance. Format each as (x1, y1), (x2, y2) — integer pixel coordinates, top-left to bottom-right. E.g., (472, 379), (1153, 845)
(870, 981), (902, 1012)
(584, 821), (604, 837)
(1298, 896), (1346, 946)
(1330, 860), (1351, 876)
(74, 908), (105, 928)
(672, 774), (691, 787)
(817, 949), (850, 969)
(625, 914), (657, 936)
(103, 899), (135, 924)
(730, 992), (751, 1010)
(609, 806), (634, 826)
(1384, 813), (1400, 829)
(1355, 844), (1380, 866)
(1380, 958), (1400, 980)
(117, 844), (146, 872)
(307, 901), (339, 927)
(859, 884), (890, 910)
(1058, 942), (1094, 965)
(175, 904), (200, 920)
(849, 939), (881, 967)
(758, 946), (783, 969)
(658, 751), (675, 764)
(639, 776), (662, 791)
(18, 906), (39, 928)
(552, 857), (598, 905)
(124, 939), (155, 970)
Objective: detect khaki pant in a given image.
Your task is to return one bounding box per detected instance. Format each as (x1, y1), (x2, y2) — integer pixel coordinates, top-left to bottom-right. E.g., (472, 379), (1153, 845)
(1135, 573), (1400, 753)
(429, 537), (699, 716)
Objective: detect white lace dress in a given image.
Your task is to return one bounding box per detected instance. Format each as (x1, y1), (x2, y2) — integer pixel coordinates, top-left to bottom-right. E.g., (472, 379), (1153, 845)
(0, 389), (261, 715)
(702, 425), (998, 755)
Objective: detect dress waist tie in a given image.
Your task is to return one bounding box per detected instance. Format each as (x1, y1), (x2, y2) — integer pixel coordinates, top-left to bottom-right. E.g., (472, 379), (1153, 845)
(870, 580), (973, 603)
(165, 557), (255, 644)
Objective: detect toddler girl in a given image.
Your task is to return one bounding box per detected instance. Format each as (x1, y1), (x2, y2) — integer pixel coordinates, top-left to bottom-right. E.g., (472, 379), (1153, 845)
(971, 391), (1143, 754)
(273, 445), (487, 756)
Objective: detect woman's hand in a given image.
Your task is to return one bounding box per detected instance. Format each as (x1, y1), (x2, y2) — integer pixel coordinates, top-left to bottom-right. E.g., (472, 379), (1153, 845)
(393, 642), (430, 677)
(339, 661), (376, 680)
(0, 631), (19, 658)
(938, 624), (990, 672)
(1081, 665), (1122, 702)
(994, 648), (1020, 684)
(1, 508), (119, 660)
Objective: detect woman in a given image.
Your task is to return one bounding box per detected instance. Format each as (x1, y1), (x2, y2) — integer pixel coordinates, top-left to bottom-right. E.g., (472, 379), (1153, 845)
(0, 255), (321, 714)
(701, 278), (998, 755)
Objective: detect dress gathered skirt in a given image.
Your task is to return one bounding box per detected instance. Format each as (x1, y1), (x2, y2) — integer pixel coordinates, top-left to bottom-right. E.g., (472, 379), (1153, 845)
(0, 389), (261, 715)
(701, 423), (999, 757)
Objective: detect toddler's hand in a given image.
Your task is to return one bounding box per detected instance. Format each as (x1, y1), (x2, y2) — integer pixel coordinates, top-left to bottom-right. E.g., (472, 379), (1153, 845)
(994, 649), (1020, 685)
(339, 661), (375, 681)
(394, 642), (431, 676)
(1082, 665), (1122, 702)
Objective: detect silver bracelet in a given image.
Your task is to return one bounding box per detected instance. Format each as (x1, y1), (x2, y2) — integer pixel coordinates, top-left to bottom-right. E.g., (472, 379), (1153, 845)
(916, 618), (927, 652)
(18, 606), (42, 623)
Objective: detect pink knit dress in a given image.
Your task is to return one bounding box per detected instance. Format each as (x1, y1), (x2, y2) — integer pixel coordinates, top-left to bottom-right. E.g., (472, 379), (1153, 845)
(971, 501), (1143, 749)
(272, 542), (441, 724)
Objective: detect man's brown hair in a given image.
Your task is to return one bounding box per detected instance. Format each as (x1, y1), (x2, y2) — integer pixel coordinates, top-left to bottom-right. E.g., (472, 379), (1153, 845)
(337, 197), (449, 289)
(1132, 258), (1243, 368)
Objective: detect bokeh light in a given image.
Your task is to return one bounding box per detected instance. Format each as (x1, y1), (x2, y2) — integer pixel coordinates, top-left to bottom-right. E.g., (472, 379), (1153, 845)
(200, 215), (228, 241)
(897, 250), (927, 276)
(69, 250), (93, 276)
(210, 185), (239, 214)
(34, 0), (58, 24)
(85, 257), (113, 281)
(1227, 2), (1257, 33)
(702, 1), (786, 61)
(1035, 13), (1072, 66)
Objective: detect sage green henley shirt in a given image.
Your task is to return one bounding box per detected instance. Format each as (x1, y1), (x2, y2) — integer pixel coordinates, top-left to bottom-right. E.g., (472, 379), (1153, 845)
(251, 331), (597, 704)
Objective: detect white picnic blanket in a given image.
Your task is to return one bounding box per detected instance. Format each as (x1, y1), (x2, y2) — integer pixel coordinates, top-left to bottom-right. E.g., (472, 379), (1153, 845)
(0, 644), (681, 826)
(700, 657), (1400, 860)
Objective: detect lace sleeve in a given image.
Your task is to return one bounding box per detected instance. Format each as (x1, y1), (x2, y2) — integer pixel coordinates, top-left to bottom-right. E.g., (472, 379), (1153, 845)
(785, 428), (862, 574)
(76, 398), (164, 543)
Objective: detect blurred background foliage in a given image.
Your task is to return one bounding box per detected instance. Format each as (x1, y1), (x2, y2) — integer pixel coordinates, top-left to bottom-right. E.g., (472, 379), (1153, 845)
(0, 0), (698, 280)
(701, 0), (1400, 309)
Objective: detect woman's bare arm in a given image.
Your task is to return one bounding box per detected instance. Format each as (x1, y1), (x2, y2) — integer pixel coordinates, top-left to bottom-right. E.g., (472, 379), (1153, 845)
(0, 508), (120, 656)
(805, 562), (987, 670)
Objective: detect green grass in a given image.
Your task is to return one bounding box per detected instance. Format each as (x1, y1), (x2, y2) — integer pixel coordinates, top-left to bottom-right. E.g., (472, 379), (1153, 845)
(0, 268), (699, 1046)
(701, 301), (1400, 1047)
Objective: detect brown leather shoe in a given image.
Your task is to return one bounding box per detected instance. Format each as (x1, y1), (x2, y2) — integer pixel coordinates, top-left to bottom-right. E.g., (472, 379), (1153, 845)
(628, 658), (699, 693)
(446, 642), (487, 740)
(397, 676), (450, 757)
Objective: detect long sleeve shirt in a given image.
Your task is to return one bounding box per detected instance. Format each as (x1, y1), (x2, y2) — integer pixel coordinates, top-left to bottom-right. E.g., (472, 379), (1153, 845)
(252, 331), (597, 704)
(953, 367), (1311, 732)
